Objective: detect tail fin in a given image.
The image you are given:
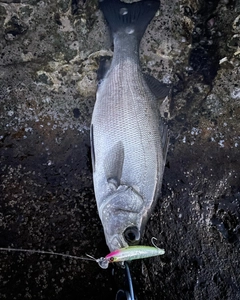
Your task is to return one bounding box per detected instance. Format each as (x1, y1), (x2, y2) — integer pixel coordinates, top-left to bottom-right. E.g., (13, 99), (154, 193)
(99, 0), (160, 42)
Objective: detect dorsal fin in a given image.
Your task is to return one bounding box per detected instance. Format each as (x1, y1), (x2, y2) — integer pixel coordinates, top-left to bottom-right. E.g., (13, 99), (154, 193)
(144, 73), (171, 100)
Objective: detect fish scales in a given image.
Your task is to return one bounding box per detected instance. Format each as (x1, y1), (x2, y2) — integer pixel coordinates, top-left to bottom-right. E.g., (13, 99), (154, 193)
(93, 59), (162, 201)
(91, 0), (168, 252)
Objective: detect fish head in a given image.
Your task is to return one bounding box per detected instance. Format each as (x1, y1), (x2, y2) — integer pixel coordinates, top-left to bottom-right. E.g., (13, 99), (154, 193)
(99, 185), (144, 252)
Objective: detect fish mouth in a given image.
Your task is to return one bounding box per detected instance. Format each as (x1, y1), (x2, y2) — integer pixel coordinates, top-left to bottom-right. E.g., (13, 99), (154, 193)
(107, 226), (141, 252)
(108, 235), (128, 252)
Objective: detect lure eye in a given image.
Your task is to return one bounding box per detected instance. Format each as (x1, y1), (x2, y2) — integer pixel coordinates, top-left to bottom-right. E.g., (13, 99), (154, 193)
(123, 226), (140, 244)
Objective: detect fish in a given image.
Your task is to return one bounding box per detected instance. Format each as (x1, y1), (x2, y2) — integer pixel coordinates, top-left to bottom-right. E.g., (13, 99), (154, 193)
(90, 0), (169, 252)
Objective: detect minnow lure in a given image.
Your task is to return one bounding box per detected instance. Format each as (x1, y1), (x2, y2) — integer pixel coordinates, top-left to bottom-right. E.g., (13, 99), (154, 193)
(0, 239), (165, 269)
(92, 244), (165, 269)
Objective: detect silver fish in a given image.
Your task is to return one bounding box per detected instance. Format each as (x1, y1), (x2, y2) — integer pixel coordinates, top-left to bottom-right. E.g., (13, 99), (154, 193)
(91, 0), (169, 252)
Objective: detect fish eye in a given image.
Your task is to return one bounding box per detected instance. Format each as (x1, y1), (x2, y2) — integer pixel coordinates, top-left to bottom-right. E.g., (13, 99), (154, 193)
(123, 226), (140, 244)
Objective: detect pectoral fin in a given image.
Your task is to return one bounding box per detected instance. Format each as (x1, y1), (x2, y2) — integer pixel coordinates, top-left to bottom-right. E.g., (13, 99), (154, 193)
(104, 141), (124, 188)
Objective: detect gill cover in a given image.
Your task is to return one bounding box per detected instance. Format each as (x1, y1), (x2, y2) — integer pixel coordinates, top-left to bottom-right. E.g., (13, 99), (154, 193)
(99, 185), (144, 250)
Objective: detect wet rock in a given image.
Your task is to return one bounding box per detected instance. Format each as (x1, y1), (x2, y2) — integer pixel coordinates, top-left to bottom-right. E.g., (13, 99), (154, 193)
(4, 15), (28, 41)
(232, 14), (240, 33)
(0, 0), (240, 299)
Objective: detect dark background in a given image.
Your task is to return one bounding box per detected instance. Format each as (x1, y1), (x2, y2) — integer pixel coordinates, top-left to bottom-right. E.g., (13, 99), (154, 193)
(0, 0), (240, 299)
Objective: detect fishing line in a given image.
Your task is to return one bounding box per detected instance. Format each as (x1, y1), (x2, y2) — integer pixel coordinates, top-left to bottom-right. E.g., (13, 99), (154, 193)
(124, 262), (135, 300)
(0, 247), (95, 261)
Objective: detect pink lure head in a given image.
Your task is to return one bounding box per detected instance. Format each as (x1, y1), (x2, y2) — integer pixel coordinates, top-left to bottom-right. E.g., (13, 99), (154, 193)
(105, 249), (121, 262)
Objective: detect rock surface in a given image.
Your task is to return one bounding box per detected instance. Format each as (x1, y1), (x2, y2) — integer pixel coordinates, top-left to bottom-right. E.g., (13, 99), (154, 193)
(0, 0), (240, 299)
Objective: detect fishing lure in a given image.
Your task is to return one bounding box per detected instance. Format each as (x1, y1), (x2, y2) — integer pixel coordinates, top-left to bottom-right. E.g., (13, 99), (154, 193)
(0, 238), (165, 269)
(92, 242), (165, 269)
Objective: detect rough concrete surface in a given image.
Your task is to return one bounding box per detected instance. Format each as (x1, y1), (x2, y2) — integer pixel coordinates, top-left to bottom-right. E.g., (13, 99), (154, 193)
(0, 0), (240, 299)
